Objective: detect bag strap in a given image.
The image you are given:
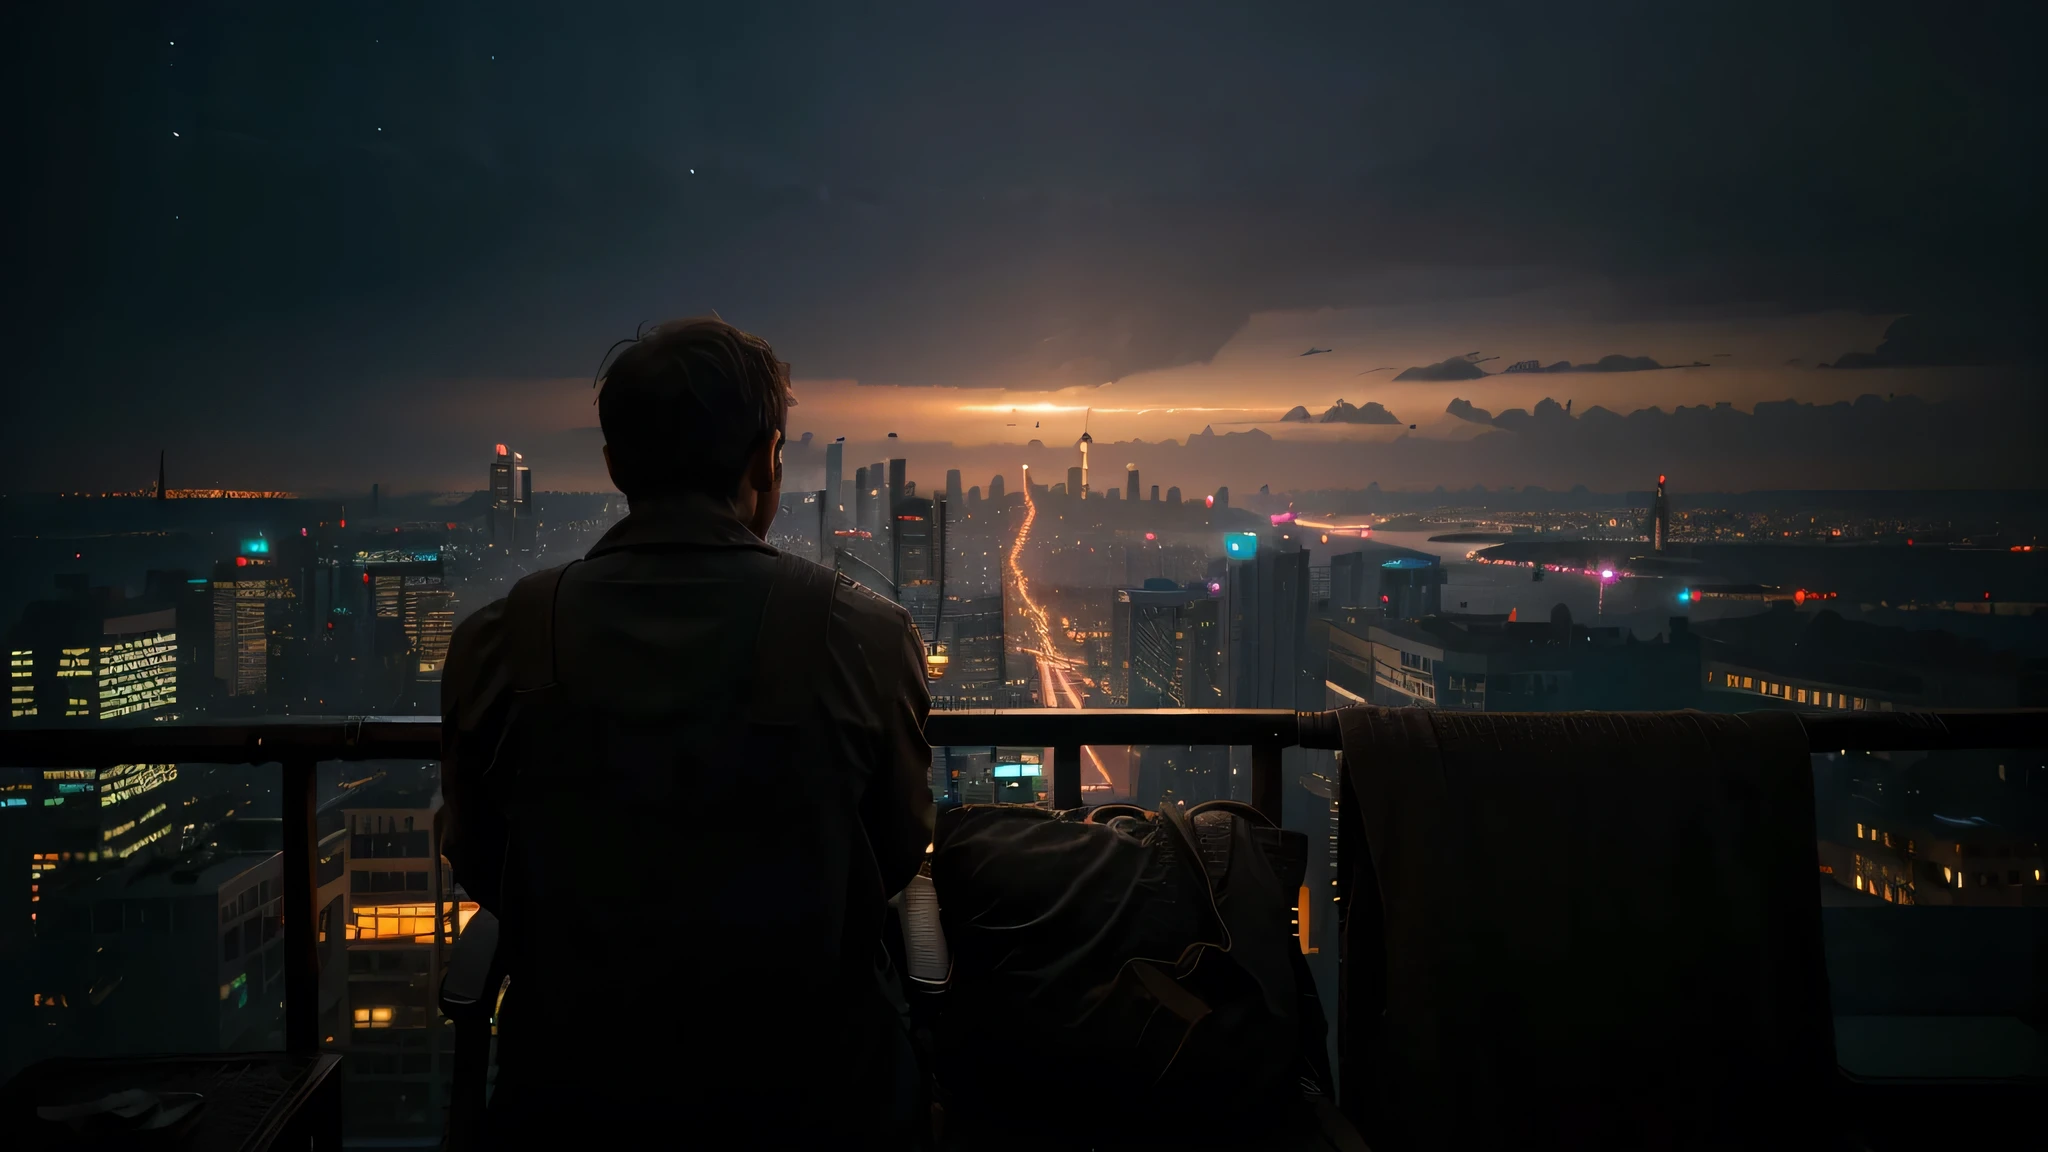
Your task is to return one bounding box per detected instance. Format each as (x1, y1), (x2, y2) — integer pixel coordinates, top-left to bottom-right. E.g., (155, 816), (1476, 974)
(506, 562), (576, 692)
(744, 551), (839, 723)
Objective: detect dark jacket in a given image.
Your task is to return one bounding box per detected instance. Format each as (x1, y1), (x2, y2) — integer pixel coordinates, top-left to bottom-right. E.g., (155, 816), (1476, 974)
(440, 493), (935, 1138)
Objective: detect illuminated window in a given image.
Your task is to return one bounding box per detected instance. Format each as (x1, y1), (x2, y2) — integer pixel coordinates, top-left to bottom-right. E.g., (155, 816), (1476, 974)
(1742, 677), (1753, 689)
(1725, 673), (1739, 688)
(1857, 823), (1864, 838)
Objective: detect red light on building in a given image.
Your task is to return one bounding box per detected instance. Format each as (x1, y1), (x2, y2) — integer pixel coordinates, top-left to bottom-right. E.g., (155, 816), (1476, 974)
(1658, 475), (1666, 486)
(1204, 495), (1215, 508)
(446, 522), (456, 531)
(1381, 595), (1390, 603)
(495, 443), (507, 456)
(339, 519), (346, 528)
(1906, 538), (1913, 546)
(301, 527), (308, 537)
(236, 556), (248, 567)
(1144, 532), (1156, 541)
(1794, 589), (1805, 605)
(362, 572), (370, 584)
(1985, 591), (1992, 600)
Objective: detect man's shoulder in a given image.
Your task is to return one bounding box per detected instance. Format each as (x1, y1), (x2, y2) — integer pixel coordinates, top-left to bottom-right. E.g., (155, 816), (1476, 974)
(817, 561), (917, 640)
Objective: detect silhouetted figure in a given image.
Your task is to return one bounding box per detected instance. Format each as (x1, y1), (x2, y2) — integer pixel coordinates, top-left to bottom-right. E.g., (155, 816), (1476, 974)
(441, 318), (935, 1146)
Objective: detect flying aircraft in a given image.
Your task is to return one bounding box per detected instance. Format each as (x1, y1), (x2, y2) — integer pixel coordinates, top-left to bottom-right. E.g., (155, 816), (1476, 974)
(1300, 347), (1332, 356)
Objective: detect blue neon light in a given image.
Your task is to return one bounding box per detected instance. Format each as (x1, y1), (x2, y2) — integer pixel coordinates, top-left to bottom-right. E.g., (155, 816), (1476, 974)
(1678, 588), (1692, 602)
(1224, 532), (1259, 559)
(241, 538), (269, 555)
(992, 763), (1041, 779)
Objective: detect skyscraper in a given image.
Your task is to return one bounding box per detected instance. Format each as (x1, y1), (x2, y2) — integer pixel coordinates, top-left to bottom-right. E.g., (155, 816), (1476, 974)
(514, 455), (535, 553)
(826, 440), (845, 528)
(1651, 473), (1670, 553)
(945, 468), (963, 506)
(988, 473), (1005, 502)
(887, 458), (907, 583)
(1077, 430), (1092, 498)
(487, 445), (515, 549)
(1126, 465), (1140, 502)
(1224, 545), (1312, 712)
(211, 553), (297, 703)
(1067, 466), (1084, 498)
(853, 466), (872, 535)
(1167, 486), (1182, 506)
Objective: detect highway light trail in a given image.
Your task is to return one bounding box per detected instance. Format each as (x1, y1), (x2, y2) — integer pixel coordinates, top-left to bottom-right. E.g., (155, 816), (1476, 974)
(1008, 473), (1114, 792)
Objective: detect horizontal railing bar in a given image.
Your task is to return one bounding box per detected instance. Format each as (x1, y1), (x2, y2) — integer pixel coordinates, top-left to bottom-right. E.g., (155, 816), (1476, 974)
(0, 716), (444, 766)
(925, 709), (1299, 748)
(3, 708), (2045, 768)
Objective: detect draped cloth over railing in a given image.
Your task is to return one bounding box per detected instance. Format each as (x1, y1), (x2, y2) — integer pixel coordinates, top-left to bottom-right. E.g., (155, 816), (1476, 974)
(1336, 707), (1836, 1150)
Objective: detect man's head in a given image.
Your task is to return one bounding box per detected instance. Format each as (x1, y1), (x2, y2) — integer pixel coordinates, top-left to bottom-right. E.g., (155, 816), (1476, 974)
(597, 317), (793, 537)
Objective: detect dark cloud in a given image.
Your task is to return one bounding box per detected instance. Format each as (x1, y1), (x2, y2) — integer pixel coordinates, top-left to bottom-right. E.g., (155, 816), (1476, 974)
(1394, 358), (1491, 382)
(1048, 392), (2047, 494)
(1582, 355), (1664, 372)
(1825, 314), (2005, 369)
(1315, 399), (1402, 425)
(1446, 398), (1495, 425)
(5, 2), (2043, 488)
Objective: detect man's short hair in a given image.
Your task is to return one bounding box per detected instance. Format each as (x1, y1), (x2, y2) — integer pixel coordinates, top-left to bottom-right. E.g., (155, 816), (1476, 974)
(598, 317), (794, 501)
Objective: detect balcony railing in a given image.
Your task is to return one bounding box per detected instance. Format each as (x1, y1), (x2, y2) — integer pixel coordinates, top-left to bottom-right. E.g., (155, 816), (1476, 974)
(4, 706), (2045, 1139)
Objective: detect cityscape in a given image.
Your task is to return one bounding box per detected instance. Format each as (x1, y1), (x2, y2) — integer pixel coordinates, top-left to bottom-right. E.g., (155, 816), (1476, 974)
(4, 1), (2044, 1146)
(3, 437), (2044, 1135)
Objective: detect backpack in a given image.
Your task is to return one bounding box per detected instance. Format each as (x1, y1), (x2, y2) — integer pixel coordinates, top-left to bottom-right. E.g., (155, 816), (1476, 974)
(926, 796), (1331, 1148)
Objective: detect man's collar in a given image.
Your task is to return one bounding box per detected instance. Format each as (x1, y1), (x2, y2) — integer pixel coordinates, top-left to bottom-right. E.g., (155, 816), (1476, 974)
(587, 492), (774, 557)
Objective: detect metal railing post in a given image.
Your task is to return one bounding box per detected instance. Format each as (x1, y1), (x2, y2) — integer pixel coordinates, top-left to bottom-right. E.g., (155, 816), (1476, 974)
(282, 755), (321, 1053)
(1053, 744), (1081, 810)
(1252, 738), (1283, 823)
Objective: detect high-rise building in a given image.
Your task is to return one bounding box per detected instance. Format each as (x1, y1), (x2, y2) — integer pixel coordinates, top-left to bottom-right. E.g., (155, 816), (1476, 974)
(946, 468), (963, 506)
(895, 496), (934, 588)
(826, 440), (845, 529)
(487, 445), (515, 550)
(360, 551), (454, 710)
(1067, 467), (1084, 499)
(325, 774), (477, 1134)
(6, 595), (181, 725)
(1651, 473), (1670, 553)
(988, 473), (1006, 502)
(1167, 486), (1182, 506)
(1213, 486), (1231, 512)
(868, 461), (887, 534)
(28, 822), (286, 1064)
(1150, 484), (1160, 503)
(887, 459), (908, 584)
(853, 466), (873, 535)
(1329, 553), (1370, 609)
(1110, 583), (1223, 709)
(1077, 431), (1093, 498)
(211, 552), (297, 705)
(1225, 543), (1313, 711)
(514, 457), (535, 552)
(1126, 465), (1140, 502)
(1378, 557), (1446, 620)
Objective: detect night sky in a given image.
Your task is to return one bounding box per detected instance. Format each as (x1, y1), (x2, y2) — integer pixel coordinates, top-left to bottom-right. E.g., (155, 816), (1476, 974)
(7, 2), (2042, 494)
